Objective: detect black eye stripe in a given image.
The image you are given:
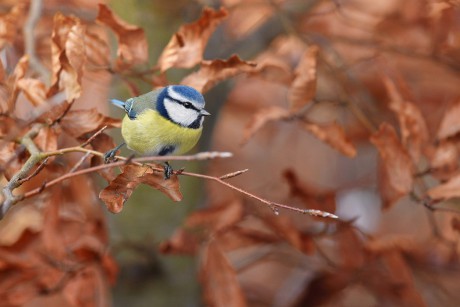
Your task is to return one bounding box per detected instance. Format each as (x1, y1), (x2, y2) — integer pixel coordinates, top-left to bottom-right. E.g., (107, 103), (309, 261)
(165, 95), (199, 111)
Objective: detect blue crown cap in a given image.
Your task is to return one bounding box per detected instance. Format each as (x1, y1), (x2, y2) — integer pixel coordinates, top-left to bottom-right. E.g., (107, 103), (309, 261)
(169, 85), (205, 106)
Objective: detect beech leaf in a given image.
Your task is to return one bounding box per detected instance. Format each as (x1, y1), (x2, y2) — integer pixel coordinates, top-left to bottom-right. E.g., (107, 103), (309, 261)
(59, 108), (121, 138)
(96, 4), (148, 69)
(370, 123), (414, 208)
(157, 7), (228, 72)
(428, 173), (460, 201)
(181, 55), (256, 93)
(16, 78), (47, 106)
(302, 122), (357, 158)
(288, 45), (319, 113)
(48, 13), (85, 102)
(242, 106), (290, 145)
(200, 241), (247, 307)
(99, 165), (182, 213)
(437, 98), (460, 139)
(383, 76), (429, 162)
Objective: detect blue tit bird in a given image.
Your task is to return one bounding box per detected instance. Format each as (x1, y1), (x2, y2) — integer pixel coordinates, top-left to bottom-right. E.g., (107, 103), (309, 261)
(105, 85), (211, 178)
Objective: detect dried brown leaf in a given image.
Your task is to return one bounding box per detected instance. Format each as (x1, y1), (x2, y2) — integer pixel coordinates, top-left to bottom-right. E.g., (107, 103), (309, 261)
(99, 165), (182, 213)
(427, 140), (458, 180)
(0, 206), (43, 246)
(370, 123), (414, 208)
(383, 76), (429, 162)
(96, 4), (148, 69)
(200, 241), (247, 307)
(8, 55), (29, 112)
(451, 217), (460, 234)
(49, 13), (85, 102)
(181, 55), (256, 93)
(223, 0), (275, 38)
(242, 106), (290, 144)
(288, 45), (319, 113)
(283, 169), (336, 214)
(35, 126), (59, 152)
(0, 3), (27, 49)
(157, 7), (228, 72)
(85, 31), (111, 68)
(35, 101), (72, 125)
(427, 172), (460, 201)
(185, 200), (244, 233)
(60, 108), (121, 138)
(302, 122), (357, 158)
(89, 133), (118, 182)
(437, 98), (460, 139)
(250, 54), (293, 84)
(262, 215), (304, 251)
(159, 228), (200, 255)
(16, 78), (47, 106)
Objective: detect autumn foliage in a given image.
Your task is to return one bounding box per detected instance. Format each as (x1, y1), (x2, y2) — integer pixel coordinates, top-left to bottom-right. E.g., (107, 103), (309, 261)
(1, 0), (460, 306)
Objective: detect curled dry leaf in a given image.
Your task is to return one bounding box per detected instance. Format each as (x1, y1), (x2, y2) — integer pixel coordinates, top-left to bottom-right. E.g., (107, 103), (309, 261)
(35, 126), (60, 152)
(159, 228), (200, 255)
(157, 7), (228, 72)
(16, 78), (47, 107)
(250, 53), (293, 85)
(89, 133), (118, 182)
(283, 169), (336, 214)
(288, 45), (319, 113)
(383, 76), (429, 162)
(302, 121), (357, 158)
(49, 13), (85, 102)
(184, 199), (244, 233)
(222, 0), (275, 38)
(427, 172), (460, 201)
(85, 31), (111, 68)
(0, 2), (27, 49)
(181, 55), (256, 93)
(242, 106), (290, 145)
(427, 140), (458, 180)
(160, 200), (244, 255)
(59, 108), (121, 138)
(370, 123), (414, 208)
(96, 4), (148, 69)
(200, 241), (247, 307)
(8, 55), (29, 111)
(99, 165), (182, 213)
(437, 98), (460, 139)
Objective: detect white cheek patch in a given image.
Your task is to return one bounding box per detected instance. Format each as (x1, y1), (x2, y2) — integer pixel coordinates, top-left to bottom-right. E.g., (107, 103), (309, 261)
(164, 98), (199, 127)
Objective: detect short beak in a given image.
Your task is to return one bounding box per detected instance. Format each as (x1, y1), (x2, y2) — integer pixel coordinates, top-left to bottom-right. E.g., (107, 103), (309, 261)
(201, 109), (211, 116)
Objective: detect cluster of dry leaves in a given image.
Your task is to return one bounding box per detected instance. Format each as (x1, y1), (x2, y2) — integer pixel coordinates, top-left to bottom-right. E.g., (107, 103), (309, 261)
(1, 0), (460, 306)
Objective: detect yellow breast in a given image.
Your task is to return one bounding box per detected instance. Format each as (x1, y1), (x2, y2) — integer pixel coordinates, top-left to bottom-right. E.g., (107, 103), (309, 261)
(121, 109), (203, 155)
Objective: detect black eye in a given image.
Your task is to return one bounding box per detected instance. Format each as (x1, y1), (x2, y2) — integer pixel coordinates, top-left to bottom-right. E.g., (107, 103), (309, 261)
(183, 102), (192, 108)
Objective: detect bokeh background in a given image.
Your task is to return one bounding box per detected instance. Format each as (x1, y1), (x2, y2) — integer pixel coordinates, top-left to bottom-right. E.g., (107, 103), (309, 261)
(1, 0), (460, 306)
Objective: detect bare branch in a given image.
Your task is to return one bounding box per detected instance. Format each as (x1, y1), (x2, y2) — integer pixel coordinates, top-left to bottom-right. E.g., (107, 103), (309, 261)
(23, 0), (50, 80)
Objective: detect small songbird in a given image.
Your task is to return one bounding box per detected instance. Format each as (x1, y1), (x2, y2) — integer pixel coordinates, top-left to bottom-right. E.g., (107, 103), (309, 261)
(105, 85), (211, 178)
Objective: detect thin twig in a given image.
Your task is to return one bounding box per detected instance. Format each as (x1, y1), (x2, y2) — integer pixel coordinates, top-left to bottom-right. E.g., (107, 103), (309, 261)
(220, 169), (249, 180)
(23, 0), (50, 80)
(1, 124), (44, 218)
(17, 157), (49, 184)
(68, 152), (91, 173)
(80, 125), (108, 148)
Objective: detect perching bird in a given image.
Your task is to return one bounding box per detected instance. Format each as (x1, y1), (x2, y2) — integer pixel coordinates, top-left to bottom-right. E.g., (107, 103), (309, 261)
(105, 85), (211, 178)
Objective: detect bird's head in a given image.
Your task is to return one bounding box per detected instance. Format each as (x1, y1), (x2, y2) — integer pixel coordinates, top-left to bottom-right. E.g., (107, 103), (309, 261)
(157, 85), (210, 129)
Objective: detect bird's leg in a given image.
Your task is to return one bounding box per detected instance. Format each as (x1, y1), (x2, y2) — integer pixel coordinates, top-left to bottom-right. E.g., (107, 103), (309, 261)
(163, 161), (173, 180)
(104, 142), (125, 163)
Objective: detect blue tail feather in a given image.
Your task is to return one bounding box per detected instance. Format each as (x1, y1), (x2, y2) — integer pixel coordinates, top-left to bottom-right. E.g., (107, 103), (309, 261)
(110, 99), (126, 109)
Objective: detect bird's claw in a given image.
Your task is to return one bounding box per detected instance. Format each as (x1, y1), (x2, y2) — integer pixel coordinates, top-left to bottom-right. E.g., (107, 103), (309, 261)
(164, 162), (173, 180)
(103, 149), (117, 163)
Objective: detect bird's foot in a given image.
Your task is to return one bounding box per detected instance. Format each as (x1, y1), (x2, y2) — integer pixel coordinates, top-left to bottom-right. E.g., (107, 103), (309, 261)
(104, 143), (125, 163)
(164, 162), (173, 180)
